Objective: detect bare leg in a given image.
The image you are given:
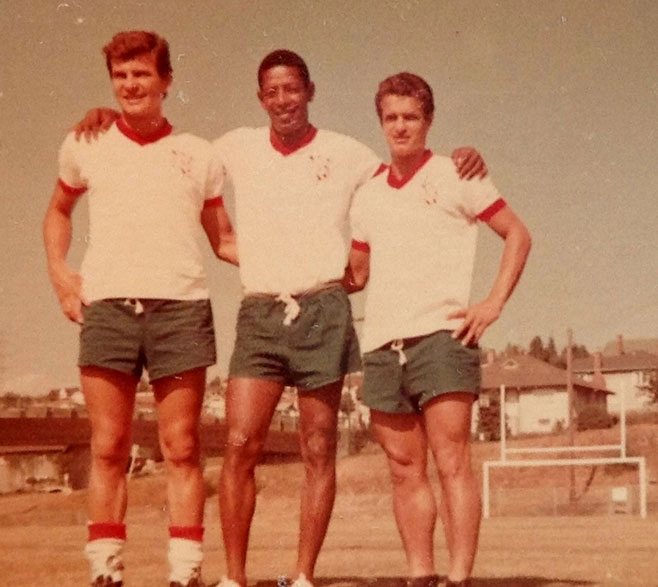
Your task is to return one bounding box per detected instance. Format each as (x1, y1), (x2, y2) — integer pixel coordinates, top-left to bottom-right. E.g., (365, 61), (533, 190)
(424, 393), (480, 583)
(81, 366), (138, 522)
(219, 377), (284, 587)
(294, 381), (342, 581)
(371, 409), (437, 578)
(153, 367), (207, 527)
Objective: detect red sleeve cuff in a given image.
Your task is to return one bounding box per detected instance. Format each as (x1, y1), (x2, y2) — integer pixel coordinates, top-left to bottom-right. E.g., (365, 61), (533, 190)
(477, 198), (506, 222)
(351, 239), (370, 253)
(203, 196), (224, 208)
(58, 178), (86, 197)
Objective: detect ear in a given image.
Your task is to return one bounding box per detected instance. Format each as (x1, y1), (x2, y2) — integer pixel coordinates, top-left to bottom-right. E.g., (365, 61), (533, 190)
(257, 88), (264, 105)
(307, 81), (315, 102)
(162, 73), (173, 98)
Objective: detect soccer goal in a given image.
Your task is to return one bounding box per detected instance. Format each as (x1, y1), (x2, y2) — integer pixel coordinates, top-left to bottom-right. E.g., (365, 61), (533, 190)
(481, 384), (648, 518)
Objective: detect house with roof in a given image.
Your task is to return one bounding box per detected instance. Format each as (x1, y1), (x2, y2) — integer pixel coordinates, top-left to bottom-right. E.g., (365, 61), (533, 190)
(572, 335), (658, 415)
(479, 352), (612, 436)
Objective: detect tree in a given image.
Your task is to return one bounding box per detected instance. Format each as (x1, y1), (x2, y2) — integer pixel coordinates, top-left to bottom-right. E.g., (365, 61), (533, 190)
(476, 392), (509, 441)
(504, 343), (524, 356)
(558, 343), (590, 369)
(339, 390), (356, 416)
(545, 337), (559, 365)
(639, 370), (658, 405)
(528, 336), (545, 361)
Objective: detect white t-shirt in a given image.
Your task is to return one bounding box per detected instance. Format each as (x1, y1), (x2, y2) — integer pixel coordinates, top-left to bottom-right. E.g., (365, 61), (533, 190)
(212, 126), (381, 295)
(350, 151), (506, 353)
(58, 120), (222, 302)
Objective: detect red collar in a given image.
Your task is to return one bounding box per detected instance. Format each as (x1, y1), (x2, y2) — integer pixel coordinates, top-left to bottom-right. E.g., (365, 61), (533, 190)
(387, 150), (433, 188)
(116, 117), (173, 145)
(270, 125), (318, 155)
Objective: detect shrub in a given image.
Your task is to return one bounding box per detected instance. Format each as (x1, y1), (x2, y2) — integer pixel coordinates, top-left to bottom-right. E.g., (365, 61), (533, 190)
(576, 405), (615, 431)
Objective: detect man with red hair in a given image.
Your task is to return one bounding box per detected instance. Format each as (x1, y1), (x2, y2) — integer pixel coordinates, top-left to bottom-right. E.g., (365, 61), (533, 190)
(44, 30), (236, 587)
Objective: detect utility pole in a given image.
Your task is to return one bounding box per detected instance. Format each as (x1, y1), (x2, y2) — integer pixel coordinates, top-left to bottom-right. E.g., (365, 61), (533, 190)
(567, 328), (576, 502)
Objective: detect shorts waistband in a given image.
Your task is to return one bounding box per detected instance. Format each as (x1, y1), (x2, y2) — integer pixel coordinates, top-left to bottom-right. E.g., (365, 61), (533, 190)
(376, 329), (454, 352)
(244, 281), (343, 326)
(244, 280), (343, 300)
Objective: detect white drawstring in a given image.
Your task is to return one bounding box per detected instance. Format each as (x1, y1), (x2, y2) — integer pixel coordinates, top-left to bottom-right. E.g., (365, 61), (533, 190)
(275, 292), (301, 326)
(390, 339), (407, 365)
(124, 298), (144, 315)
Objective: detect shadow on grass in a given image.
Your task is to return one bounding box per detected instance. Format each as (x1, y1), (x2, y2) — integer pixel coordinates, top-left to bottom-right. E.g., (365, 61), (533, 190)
(252, 577), (593, 587)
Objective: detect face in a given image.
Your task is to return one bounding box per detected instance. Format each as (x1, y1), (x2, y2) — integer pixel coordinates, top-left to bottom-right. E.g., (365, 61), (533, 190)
(110, 53), (171, 121)
(380, 94), (432, 160)
(258, 65), (315, 142)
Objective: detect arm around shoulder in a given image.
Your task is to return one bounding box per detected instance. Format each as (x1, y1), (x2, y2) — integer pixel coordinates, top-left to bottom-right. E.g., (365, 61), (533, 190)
(72, 107), (120, 142)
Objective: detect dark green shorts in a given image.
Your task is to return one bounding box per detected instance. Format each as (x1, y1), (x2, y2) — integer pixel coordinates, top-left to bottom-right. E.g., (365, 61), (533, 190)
(79, 298), (216, 381)
(228, 286), (361, 391)
(361, 330), (481, 414)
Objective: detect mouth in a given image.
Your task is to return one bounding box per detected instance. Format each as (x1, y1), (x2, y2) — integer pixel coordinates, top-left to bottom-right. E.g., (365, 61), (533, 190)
(274, 111), (295, 123)
(123, 95), (146, 105)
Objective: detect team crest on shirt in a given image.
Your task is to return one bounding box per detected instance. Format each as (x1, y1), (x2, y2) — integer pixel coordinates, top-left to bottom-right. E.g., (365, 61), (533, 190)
(309, 154), (331, 181)
(420, 178), (439, 205)
(170, 149), (194, 176)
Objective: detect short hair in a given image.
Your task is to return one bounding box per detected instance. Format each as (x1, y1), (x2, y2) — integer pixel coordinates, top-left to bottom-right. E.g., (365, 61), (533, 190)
(102, 30), (172, 80)
(257, 49), (311, 88)
(375, 72), (434, 121)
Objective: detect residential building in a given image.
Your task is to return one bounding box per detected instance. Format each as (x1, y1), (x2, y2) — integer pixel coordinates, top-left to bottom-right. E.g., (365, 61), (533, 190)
(480, 352), (612, 436)
(572, 335), (658, 414)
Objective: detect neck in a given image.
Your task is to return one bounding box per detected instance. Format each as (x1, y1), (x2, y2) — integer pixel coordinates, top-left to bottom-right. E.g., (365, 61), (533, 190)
(121, 113), (167, 138)
(390, 149), (428, 180)
(273, 122), (311, 147)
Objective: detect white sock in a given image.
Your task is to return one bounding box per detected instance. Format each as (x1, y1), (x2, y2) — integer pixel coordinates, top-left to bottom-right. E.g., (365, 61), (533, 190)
(168, 537), (203, 585)
(84, 537), (125, 582)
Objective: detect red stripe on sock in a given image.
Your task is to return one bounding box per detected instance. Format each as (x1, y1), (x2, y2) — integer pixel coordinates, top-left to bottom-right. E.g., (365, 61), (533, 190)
(169, 525), (204, 542)
(88, 522), (126, 541)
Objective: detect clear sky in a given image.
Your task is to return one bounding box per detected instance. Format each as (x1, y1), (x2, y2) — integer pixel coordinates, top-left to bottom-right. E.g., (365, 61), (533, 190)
(1, 0), (657, 394)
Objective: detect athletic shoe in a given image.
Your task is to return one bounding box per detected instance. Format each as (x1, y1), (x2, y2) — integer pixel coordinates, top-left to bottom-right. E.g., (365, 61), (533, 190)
(406, 575), (441, 587)
(170, 578), (205, 587)
(216, 578), (242, 587)
(444, 579), (471, 587)
(91, 577), (122, 587)
(276, 573), (314, 587)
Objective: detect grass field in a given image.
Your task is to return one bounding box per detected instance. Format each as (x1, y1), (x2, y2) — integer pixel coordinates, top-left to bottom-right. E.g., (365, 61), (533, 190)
(1, 424), (657, 586)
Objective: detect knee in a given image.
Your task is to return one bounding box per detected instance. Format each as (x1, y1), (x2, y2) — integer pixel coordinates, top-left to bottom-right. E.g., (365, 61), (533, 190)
(223, 427), (265, 470)
(300, 426), (337, 467)
(90, 430), (131, 468)
(384, 449), (426, 488)
(160, 422), (200, 468)
(434, 444), (472, 481)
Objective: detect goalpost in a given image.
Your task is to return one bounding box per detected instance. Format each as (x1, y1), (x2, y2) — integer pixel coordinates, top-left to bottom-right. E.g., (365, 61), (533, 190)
(481, 384), (648, 518)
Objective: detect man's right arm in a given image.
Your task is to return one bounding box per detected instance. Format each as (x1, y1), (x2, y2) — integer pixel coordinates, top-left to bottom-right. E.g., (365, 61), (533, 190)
(43, 183), (87, 323)
(72, 108), (120, 141)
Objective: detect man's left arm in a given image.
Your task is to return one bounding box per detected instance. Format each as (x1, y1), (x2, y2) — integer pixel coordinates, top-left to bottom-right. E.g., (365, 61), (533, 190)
(449, 206), (532, 345)
(342, 245), (370, 294)
(451, 147), (488, 180)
